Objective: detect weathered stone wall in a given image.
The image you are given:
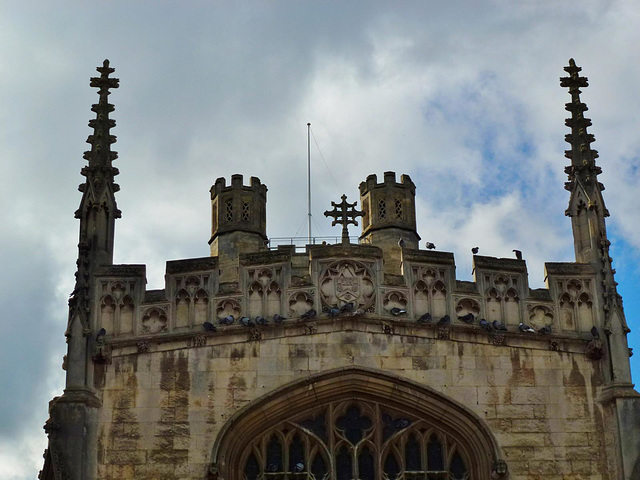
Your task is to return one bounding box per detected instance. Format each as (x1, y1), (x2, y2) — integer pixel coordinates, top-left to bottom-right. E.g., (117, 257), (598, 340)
(96, 318), (613, 479)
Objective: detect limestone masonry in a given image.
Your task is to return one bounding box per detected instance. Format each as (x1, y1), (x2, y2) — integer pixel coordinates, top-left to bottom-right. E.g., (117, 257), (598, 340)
(40, 59), (640, 480)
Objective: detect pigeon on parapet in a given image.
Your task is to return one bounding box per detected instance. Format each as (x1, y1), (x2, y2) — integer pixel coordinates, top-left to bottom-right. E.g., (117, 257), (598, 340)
(417, 312), (432, 324)
(492, 320), (507, 331)
(472, 246), (480, 254)
(339, 302), (355, 314)
(301, 308), (317, 320)
(458, 313), (475, 324)
(219, 315), (234, 325)
(255, 316), (268, 325)
(479, 318), (492, 332)
(240, 316), (254, 327)
(327, 307), (340, 317)
(203, 321), (217, 332)
(538, 325), (552, 335)
(437, 315), (451, 325)
(390, 307), (407, 316)
(425, 242), (436, 250)
(519, 322), (535, 333)
(294, 463), (305, 472)
(513, 249), (523, 260)
(591, 326), (600, 339)
(273, 314), (286, 324)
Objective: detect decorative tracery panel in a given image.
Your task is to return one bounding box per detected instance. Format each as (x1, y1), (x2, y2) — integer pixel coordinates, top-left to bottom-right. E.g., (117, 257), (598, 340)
(240, 399), (470, 480)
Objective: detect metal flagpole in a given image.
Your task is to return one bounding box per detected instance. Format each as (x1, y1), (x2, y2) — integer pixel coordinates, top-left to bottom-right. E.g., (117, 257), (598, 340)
(307, 123), (312, 244)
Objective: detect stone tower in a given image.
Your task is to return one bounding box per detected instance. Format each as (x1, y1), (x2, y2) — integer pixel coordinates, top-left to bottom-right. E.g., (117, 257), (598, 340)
(359, 171), (420, 274)
(40, 60), (640, 480)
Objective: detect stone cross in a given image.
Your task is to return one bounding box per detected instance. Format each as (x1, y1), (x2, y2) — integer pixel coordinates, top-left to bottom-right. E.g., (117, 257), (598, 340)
(324, 194), (364, 245)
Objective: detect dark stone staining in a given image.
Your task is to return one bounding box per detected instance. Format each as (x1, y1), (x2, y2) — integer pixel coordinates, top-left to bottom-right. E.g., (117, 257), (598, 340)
(231, 347), (245, 360)
(106, 357), (140, 463)
(151, 352), (191, 468)
(566, 358), (586, 387)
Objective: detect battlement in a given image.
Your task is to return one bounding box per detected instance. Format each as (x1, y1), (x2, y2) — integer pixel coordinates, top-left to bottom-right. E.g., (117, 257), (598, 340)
(359, 171), (416, 196)
(210, 174), (267, 198)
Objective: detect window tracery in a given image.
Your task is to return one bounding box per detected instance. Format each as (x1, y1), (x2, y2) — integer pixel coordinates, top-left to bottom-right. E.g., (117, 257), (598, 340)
(241, 399), (470, 480)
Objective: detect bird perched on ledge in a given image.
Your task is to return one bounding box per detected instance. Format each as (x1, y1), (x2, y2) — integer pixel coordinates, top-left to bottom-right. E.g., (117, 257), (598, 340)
(240, 316), (254, 327)
(390, 307), (407, 316)
(301, 308), (317, 319)
(472, 246), (479, 254)
(458, 313), (475, 324)
(219, 315), (234, 325)
(417, 312), (432, 324)
(513, 249), (523, 260)
(425, 242), (436, 250)
(519, 322), (535, 333)
(437, 315), (451, 325)
(273, 314), (286, 324)
(203, 321), (217, 332)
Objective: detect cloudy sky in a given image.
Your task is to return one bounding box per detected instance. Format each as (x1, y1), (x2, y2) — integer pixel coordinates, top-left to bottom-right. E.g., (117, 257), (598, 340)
(1, 2), (639, 478)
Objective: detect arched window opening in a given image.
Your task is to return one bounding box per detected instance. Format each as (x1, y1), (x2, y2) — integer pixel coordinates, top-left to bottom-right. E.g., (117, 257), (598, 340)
(239, 400), (471, 479)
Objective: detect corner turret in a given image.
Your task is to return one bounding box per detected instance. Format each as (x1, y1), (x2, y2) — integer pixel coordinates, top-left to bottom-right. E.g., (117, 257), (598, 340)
(359, 171), (420, 273)
(561, 59), (631, 386)
(209, 175), (268, 279)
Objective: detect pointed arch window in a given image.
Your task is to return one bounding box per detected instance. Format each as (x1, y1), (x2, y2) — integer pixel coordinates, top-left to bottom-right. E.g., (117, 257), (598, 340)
(238, 399), (471, 479)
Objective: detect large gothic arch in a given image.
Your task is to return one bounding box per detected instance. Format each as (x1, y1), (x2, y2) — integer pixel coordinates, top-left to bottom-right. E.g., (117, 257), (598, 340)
(210, 367), (505, 480)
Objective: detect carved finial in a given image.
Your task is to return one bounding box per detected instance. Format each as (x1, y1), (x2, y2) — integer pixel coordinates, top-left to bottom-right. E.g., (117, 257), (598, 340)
(560, 59), (601, 190)
(324, 194), (364, 245)
(83, 59), (120, 173)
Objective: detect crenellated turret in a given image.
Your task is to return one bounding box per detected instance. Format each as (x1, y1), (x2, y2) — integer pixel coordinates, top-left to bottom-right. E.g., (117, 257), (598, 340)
(359, 171), (420, 274)
(209, 175), (268, 281)
(561, 59), (631, 386)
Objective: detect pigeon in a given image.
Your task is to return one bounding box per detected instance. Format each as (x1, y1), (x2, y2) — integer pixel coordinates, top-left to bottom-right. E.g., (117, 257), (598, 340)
(425, 242), (436, 250)
(294, 463), (305, 472)
(513, 249), (523, 260)
(219, 315), (234, 325)
(437, 315), (451, 325)
(327, 307), (340, 317)
(255, 316), (268, 325)
(339, 302), (355, 314)
(240, 316), (254, 327)
(203, 321), (217, 332)
(95, 328), (107, 340)
(472, 246), (480, 254)
(301, 308), (317, 319)
(591, 326), (600, 339)
(519, 322), (535, 333)
(266, 464), (278, 473)
(398, 238), (406, 248)
(538, 325), (552, 335)
(492, 320), (507, 331)
(417, 312), (433, 324)
(390, 307), (407, 316)
(479, 318), (492, 332)
(273, 314), (286, 324)
(458, 313), (475, 324)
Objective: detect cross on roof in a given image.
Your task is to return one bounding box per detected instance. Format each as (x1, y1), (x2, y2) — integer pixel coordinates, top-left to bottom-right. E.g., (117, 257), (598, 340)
(324, 194), (364, 245)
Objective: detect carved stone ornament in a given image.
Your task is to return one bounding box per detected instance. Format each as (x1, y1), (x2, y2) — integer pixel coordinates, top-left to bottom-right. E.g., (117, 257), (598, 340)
(92, 342), (112, 364)
(492, 334), (506, 346)
(437, 327), (450, 340)
(491, 459), (508, 478)
(191, 334), (206, 348)
(137, 340), (149, 353)
(319, 260), (375, 311)
(586, 338), (604, 360)
(249, 328), (262, 341)
(304, 322), (318, 335)
(549, 340), (560, 351)
(382, 323), (394, 335)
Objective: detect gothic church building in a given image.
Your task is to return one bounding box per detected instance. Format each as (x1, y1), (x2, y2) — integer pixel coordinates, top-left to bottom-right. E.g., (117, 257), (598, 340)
(41, 60), (640, 479)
